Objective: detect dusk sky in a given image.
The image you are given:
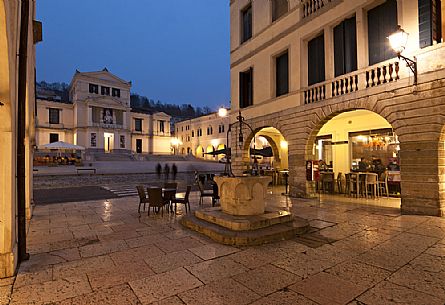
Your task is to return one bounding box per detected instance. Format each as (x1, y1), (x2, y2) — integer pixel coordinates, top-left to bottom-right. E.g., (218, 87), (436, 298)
(36, 1), (230, 110)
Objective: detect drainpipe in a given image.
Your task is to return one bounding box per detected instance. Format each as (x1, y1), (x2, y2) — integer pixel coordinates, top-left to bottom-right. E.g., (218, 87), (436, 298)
(17, 0), (30, 263)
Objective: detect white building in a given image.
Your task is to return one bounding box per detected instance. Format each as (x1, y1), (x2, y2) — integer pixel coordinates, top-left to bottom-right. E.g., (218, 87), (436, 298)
(174, 111), (230, 160)
(36, 69), (172, 155)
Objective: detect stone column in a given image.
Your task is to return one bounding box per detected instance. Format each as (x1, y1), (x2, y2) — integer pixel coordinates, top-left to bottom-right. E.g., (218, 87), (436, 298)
(400, 140), (443, 216)
(356, 8), (368, 69)
(324, 25), (334, 81)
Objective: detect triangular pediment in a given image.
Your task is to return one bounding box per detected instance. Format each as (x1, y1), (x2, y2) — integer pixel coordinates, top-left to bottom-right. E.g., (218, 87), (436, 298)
(71, 69), (131, 88)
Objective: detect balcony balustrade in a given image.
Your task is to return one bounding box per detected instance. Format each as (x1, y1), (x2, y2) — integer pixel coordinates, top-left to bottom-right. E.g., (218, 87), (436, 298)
(300, 0), (333, 19)
(91, 122), (124, 129)
(303, 59), (401, 104)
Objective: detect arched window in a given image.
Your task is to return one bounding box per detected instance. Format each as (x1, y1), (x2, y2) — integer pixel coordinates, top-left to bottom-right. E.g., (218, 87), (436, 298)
(272, 0), (288, 22)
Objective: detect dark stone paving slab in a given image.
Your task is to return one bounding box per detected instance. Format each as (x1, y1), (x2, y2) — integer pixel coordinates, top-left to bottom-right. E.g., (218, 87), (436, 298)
(34, 186), (118, 204)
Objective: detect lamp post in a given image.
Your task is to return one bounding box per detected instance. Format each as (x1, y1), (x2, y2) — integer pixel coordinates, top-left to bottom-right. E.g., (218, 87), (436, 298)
(219, 108), (255, 177)
(389, 25), (417, 84)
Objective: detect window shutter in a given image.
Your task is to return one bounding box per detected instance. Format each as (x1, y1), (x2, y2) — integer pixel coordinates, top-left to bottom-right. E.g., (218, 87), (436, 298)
(276, 52), (289, 96)
(368, 0), (397, 65)
(344, 17), (357, 74)
(334, 22), (346, 77)
(308, 33), (325, 86)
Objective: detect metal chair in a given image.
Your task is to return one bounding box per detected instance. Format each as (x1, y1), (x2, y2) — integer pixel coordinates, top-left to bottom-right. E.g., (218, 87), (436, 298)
(365, 173), (379, 198)
(171, 185), (192, 213)
(336, 172), (343, 194)
(378, 171), (389, 197)
(146, 187), (168, 216)
(197, 180), (214, 206)
(136, 185), (149, 213)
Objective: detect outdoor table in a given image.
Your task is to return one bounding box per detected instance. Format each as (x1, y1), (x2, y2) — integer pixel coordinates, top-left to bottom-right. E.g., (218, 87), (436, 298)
(349, 172), (379, 198)
(147, 187), (177, 212)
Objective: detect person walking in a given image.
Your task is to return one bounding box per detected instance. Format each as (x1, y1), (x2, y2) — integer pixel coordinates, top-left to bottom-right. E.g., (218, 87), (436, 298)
(164, 164), (170, 180)
(156, 163), (162, 179)
(172, 163), (178, 180)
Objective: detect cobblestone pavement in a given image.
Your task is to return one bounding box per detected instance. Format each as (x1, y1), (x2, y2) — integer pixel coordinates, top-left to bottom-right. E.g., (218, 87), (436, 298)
(3, 191), (445, 305)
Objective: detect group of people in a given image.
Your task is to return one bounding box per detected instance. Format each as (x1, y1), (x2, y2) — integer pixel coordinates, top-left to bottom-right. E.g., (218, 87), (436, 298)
(156, 163), (178, 180)
(358, 156), (400, 174)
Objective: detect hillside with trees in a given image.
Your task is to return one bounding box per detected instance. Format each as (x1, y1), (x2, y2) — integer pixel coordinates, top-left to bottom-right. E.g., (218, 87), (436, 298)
(36, 81), (213, 119)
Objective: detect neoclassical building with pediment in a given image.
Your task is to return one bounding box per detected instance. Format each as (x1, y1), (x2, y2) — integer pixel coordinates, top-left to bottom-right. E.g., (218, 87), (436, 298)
(35, 69), (172, 155)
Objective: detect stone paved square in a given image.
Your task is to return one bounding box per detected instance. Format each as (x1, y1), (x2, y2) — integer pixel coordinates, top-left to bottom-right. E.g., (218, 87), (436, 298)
(4, 192), (445, 304)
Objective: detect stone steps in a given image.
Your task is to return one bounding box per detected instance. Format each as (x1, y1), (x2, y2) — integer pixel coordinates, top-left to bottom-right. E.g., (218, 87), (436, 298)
(194, 207), (294, 231)
(180, 211), (309, 246)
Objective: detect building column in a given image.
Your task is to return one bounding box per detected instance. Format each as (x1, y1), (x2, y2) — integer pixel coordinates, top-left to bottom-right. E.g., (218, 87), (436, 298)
(400, 140), (444, 216)
(356, 8), (368, 69)
(324, 25), (334, 80)
(87, 106), (92, 126)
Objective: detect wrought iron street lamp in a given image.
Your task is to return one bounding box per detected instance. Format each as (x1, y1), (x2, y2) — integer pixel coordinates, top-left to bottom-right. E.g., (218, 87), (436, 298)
(218, 108), (255, 177)
(389, 25), (417, 84)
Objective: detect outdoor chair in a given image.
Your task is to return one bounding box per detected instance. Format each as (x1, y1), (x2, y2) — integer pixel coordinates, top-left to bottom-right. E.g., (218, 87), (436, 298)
(146, 187), (169, 216)
(197, 180), (214, 206)
(321, 173), (335, 194)
(171, 185), (192, 213)
(365, 173), (379, 198)
(136, 185), (149, 213)
(378, 171), (389, 197)
(336, 172), (343, 194)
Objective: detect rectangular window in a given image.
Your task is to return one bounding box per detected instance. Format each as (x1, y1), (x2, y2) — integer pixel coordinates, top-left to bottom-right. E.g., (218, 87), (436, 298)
(120, 135), (125, 148)
(276, 51), (289, 97)
(192, 130), (195, 137)
(101, 86), (110, 96)
(241, 4), (252, 43)
(334, 16), (357, 77)
(91, 133), (97, 147)
(89, 83), (98, 94)
(272, 0), (289, 22)
(159, 120), (165, 133)
(308, 33), (325, 86)
(48, 108), (60, 124)
(49, 133), (59, 143)
(112, 88), (121, 97)
(367, 0), (398, 65)
(418, 0), (442, 48)
(239, 68), (253, 108)
(135, 118), (142, 132)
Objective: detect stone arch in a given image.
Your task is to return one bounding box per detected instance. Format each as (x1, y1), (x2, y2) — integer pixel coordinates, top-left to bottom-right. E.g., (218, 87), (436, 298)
(196, 145), (204, 158)
(206, 145), (215, 160)
(304, 102), (396, 161)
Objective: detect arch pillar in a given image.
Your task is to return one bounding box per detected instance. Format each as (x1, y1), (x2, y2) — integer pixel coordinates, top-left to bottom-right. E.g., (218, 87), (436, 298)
(399, 136), (444, 216)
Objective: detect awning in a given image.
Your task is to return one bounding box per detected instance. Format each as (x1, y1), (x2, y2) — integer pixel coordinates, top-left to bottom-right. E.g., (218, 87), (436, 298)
(250, 146), (273, 157)
(204, 147), (231, 156)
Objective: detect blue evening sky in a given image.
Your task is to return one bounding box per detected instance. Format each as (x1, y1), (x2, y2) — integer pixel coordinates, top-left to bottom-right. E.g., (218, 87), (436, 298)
(36, 0), (230, 110)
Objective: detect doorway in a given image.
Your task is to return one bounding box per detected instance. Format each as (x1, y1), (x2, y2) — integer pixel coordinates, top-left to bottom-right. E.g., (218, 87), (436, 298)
(136, 139), (142, 153)
(104, 132), (114, 153)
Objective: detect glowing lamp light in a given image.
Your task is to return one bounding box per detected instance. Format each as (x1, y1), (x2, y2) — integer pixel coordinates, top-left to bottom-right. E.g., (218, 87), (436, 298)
(389, 26), (409, 54)
(388, 25), (417, 84)
(170, 138), (182, 146)
(280, 140), (288, 150)
(211, 139), (219, 147)
(218, 107), (228, 117)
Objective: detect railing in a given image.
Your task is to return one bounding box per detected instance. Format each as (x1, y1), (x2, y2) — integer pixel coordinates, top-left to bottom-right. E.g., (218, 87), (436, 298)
(304, 83), (326, 104)
(91, 122), (124, 129)
(303, 59), (401, 104)
(300, 0), (333, 19)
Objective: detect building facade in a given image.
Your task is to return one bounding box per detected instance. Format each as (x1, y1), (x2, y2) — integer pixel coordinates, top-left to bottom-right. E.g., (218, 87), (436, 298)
(175, 112), (230, 160)
(230, 0), (445, 216)
(36, 70), (172, 155)
(1, 0), (38, 277)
